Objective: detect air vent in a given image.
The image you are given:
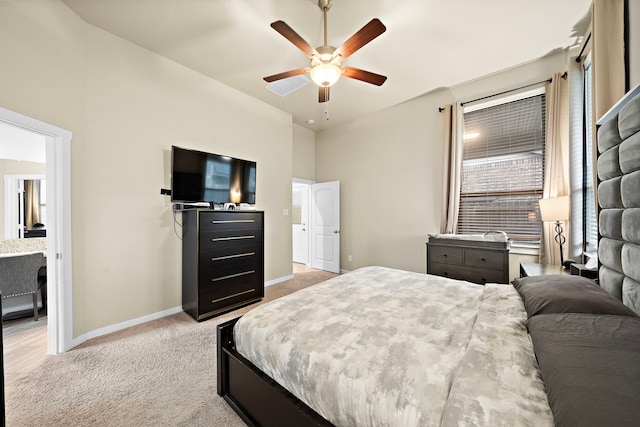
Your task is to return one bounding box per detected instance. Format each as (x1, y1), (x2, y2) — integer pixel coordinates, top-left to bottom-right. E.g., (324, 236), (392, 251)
(265, 75), (311, 97)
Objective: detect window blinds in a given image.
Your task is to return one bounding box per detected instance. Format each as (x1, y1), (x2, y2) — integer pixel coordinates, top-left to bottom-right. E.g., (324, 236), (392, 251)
(583, 61), (598, 252)
(458, 94), (546, 241)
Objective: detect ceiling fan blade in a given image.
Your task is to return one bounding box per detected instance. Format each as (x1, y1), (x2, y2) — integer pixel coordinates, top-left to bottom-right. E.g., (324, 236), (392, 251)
(335, 18), (386, 60)
(271, 20), (318, 58)
(342, 66), (387, 86)
(319, 86), (330, 103)
(263, 68), (310, 82)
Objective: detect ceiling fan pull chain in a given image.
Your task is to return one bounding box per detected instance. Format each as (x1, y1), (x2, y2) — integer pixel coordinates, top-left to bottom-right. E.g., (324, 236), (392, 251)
(324, 88), (330, 120)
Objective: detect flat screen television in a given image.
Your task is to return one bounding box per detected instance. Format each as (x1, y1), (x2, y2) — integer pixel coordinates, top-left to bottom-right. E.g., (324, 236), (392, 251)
(171, 145), (256, 204)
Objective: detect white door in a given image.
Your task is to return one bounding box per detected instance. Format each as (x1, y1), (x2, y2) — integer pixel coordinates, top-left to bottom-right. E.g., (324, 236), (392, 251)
(311, 181), (340, 273)
(292, 183), (309, 264)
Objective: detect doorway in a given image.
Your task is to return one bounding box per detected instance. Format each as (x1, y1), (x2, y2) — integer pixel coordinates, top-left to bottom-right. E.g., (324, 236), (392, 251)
(292, 180), (310, 265)
(4, 175), (47, 240)
(0, 108), (73, 354)
(292, 179), (340, 274)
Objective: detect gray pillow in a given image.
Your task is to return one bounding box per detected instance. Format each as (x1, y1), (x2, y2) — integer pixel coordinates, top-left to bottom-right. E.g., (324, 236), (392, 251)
(512, 274), (639, 318)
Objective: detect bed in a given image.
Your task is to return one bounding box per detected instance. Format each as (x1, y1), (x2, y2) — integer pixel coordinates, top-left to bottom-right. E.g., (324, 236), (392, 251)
(217, 87), (640, 426)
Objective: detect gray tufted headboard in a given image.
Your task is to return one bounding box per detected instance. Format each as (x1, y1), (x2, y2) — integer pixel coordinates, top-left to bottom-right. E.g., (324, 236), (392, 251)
(596, 86), (640, 314)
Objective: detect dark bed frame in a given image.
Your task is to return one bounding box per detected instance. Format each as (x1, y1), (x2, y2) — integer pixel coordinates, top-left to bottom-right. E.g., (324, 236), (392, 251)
(217, 317), (333, 427)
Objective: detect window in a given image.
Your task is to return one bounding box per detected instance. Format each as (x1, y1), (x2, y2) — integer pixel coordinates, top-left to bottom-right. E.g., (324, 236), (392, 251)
(458, 92), (546, 242)
(583, 57), (598, 253)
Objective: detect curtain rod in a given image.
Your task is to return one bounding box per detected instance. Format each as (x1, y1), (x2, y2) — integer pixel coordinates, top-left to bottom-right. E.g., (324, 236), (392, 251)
(575, 32), (591, 63)
(460, 78), (552, 106)
(438, 76), (561, 112)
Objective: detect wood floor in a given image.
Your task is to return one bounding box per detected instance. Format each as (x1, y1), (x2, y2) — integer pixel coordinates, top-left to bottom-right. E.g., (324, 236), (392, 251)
(2, 312), (48, 377)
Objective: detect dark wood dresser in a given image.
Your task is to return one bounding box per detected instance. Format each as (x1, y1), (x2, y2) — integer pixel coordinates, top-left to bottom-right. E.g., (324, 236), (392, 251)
(182, 209), (264, 321)
(426, 237), (509, 284)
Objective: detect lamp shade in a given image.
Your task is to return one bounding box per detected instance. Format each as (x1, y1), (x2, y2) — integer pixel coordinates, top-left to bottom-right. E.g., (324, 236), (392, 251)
(310, 63), (341, 87)
(539, 196), (570, 221)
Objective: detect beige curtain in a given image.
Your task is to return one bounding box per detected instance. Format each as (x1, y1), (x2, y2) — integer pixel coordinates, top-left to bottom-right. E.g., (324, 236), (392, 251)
(591, 0), (626, 211)
(592, 0), (626, 120)
(440, 103), (464, 234)
(24, 180), (41, 229)
(540, 73), (570, 265)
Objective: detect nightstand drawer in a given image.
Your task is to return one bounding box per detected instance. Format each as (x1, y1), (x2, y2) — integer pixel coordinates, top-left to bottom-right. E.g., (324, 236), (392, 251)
(464, 249), (503, 269)
(428, 245), (463, 265)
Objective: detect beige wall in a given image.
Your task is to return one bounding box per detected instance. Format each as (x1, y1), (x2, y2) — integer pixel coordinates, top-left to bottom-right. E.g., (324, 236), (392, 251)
(292, 124), (315, 181)
(0, 159), (47, 238)
(0, 1), (293, 336)
(316, 51), (569, 281)
(316, 90), (452, 273)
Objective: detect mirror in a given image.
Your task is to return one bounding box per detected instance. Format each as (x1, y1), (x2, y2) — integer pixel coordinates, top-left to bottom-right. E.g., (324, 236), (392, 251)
(23, 179), (47, 238)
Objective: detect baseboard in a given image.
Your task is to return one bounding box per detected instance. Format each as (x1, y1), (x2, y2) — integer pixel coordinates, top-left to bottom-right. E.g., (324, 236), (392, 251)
(265, 274), (294, 287)
(68, 274), (297, 350)
(70, 305), (183, 350)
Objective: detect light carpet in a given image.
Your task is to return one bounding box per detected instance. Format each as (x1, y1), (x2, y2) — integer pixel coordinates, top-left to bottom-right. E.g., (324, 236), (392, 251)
(5, 265), (337, 427)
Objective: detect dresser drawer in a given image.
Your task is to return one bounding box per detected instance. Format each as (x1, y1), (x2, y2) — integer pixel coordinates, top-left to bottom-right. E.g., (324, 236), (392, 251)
(464, 249), (504, 269)
(198, 282), (262, 316)
(198, 230), (262, 250)
(428, 262), (505, 285)
(199, 244), (261, 266)
(198, 211), (263, 232)
(428, 245), (463, 265)
(199, 250), (262, 284)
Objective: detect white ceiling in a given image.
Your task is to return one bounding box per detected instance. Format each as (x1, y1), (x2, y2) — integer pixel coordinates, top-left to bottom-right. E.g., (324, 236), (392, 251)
(61, 0), (592, 131)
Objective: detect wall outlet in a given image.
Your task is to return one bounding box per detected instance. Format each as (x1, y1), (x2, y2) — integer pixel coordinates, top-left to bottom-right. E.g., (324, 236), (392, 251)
(283, 208), (289, 216)
(348, 255), (352, 262)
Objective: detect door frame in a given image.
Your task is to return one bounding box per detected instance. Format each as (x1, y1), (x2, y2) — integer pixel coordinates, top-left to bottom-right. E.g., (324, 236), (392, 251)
(0, 107), (73, 354)
(292, 178), (312, 266)
(292, 178), (341, 273)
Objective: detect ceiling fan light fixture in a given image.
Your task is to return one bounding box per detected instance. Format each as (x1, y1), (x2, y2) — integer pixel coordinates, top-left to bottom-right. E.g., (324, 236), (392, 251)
(310, 63), (341, 87)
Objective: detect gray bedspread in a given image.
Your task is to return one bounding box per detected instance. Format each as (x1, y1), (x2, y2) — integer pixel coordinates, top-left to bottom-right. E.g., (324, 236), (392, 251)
(234, 266), (553, 426)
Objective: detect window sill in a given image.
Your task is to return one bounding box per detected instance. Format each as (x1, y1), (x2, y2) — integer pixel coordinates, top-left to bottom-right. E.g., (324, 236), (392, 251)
(509, 242), (540, 256)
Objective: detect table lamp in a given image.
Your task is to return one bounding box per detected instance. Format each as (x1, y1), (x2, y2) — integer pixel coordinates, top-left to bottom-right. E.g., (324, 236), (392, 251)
(539, 196), (570, 265)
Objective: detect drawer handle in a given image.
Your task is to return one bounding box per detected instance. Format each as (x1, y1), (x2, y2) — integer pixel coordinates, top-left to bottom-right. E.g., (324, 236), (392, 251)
(211, 288), (256, 304)
(210, 235), (255, 242)
(210, 220), (255, 224)
(211, 270), (255, 282)
(211, 252), (255, 261)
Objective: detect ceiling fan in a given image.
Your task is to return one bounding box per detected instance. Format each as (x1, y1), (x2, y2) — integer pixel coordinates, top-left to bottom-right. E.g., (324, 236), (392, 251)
(263, 0), (387, 103)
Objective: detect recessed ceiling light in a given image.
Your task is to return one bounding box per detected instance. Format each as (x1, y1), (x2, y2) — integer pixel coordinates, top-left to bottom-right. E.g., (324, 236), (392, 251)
(306, 119), (315, 125)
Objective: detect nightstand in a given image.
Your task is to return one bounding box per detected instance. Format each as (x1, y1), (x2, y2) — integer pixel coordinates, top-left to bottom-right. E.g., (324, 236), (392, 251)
(519, 262), (570, 278)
